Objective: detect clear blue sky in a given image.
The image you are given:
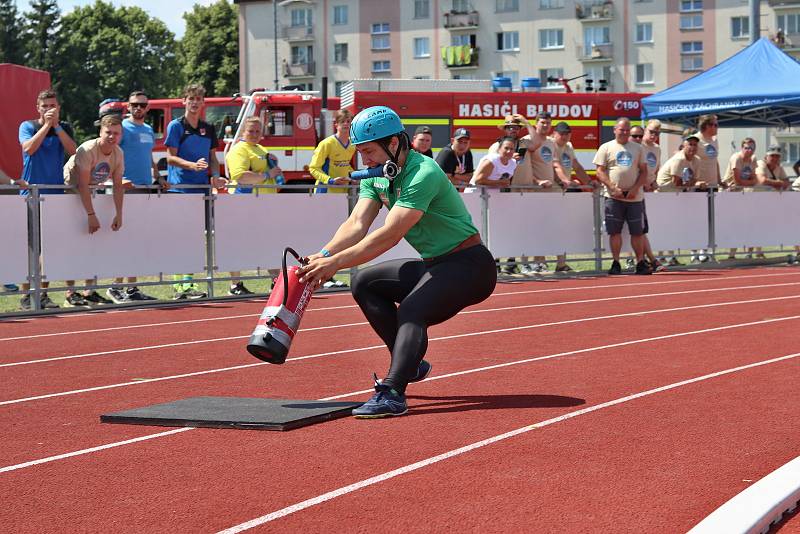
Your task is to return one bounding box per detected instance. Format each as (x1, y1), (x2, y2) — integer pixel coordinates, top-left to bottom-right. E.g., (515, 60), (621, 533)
(15, 0), (221, 39)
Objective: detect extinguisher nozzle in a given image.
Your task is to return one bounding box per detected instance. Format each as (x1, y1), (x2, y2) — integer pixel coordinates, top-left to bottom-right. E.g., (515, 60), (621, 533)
(246, 332), (289, 365)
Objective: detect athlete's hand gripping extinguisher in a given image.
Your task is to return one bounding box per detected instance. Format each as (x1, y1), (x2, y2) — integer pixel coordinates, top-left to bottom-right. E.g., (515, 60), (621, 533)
(247, 247), (314, 364)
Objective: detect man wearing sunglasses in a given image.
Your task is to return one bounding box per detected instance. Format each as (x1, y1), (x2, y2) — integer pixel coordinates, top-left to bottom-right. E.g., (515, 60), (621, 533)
(106, 91), (159, 304)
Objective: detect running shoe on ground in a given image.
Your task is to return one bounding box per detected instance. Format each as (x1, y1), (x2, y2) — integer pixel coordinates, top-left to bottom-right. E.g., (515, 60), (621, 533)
(127, 286), (156, 300)
(20, 294), (31, 311)
(635, 260), (652, 275)
(625, 257), (635, 270)
(173, 287), (207, 300)
(40, 292), (59, 309)
(64, 292), (91, 307)
(668, 256), (682, 266)
(518, 264), (534, 275)
(107, 286), (129, 304)
(4, 283), (19, 292)
(84, 291), (112, 305)
(408, 360), (432, 383)
(228, 282), (254, 296)
(651, 260), (666, 273)
(352, 383), (408, 418)
(555, 264), (573, 272)
(608, 260), (622, 275)
(698, 254), (710, 263)
(788, 254), (798, 265)
(333, 279), (348, 288)
(322, 280), (336, 289)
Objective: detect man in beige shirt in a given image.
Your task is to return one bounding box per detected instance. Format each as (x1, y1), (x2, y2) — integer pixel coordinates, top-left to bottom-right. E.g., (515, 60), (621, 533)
(656, 132), (702, 192)
(592, 117), (649, 275)
(756, 144), (791, 190)
(528, 111), (557, 190)
(551, 121), (592, 191)
(691, 115), (720, 263)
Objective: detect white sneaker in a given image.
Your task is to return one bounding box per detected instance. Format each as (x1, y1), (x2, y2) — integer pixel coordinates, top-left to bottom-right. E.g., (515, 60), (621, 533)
(322, 281), (335, 289)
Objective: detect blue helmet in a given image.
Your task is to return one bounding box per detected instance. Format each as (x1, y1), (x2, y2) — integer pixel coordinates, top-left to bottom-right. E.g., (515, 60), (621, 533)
(350, 106), (404, 145)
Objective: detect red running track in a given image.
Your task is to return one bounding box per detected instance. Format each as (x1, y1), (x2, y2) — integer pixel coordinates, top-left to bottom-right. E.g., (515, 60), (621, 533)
(2, 267), (800, 532)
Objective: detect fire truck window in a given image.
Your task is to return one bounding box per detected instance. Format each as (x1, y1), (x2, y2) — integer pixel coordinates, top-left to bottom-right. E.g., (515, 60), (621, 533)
(145, 108), (165, 140)
(265, 107), (294, 137)
(205, 105), (240, 139)
(172, 107), (185, 122)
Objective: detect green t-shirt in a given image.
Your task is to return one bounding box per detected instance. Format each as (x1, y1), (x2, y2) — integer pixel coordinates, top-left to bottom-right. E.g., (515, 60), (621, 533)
(359, 150), (478, 259)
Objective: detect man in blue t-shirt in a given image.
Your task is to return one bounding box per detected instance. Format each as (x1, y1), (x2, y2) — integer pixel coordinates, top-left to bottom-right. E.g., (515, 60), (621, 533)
(16, 89), (77, 311)
(107, 90), (161, 304)
(164, 84), (228, 299)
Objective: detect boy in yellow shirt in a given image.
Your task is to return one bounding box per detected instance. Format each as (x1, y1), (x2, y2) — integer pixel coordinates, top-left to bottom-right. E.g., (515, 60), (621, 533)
(309, 109), (355, 193)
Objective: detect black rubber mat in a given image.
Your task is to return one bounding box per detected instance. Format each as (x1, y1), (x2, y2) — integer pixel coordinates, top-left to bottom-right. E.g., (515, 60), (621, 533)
(100, 396), (362, 431)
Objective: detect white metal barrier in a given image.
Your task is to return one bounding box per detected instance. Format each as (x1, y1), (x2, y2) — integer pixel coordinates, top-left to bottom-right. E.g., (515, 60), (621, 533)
(0, 196), (28, 282)
(715, 191), (800, 249)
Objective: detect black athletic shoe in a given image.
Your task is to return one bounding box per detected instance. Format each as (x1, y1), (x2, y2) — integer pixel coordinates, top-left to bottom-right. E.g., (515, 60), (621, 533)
(173, 287), (207, 300)
(408, 360), (432, 383)
(635, 260), (652, 275)
(107, 287), (129, 304)
(228, 282), (253, 296)
(64, 292), (91, 307)
(40, 292), (59, 309)
(20, 294), (31, 311)
(84, 291), (112, 305)
(127, 287), (156, 301)
(608, 260), (622, 275)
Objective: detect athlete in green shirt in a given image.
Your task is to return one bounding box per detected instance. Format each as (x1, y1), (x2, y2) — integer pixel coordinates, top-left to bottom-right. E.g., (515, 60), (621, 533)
(298, 106), (497, 418)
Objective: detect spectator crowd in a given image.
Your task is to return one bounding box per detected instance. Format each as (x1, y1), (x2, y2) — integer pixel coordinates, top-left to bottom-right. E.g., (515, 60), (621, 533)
(6, 86), (800, 311)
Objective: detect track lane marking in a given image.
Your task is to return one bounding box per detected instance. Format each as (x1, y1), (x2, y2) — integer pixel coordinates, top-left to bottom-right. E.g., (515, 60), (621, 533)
(3, 312), (799, 475)
(217, 351), (800, 532)
(4, 281), (800, 368)
(3, 271), (798, 342)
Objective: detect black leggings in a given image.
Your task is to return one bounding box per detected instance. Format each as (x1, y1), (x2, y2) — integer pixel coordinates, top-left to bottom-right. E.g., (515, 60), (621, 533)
(351, 244), (497, 394)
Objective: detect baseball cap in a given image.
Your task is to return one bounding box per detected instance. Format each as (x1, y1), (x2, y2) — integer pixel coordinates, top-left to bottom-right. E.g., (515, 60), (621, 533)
(682, 130), (700, 142)
(553, 121), (571, 134)
(453, 128), (470, 139)
(766, 144), (782, 156)
(414, 125), (432, 136)
(94, 98), (123, 126)
(499, 114), (525, 130)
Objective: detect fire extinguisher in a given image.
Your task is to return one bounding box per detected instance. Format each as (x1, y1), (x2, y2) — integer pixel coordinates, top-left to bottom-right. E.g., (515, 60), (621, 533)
(246, 247), (314, 364)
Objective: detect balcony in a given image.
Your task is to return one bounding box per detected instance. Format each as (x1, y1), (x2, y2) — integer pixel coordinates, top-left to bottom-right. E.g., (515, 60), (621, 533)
(576, 0), (614, 21)
(577, 43), (613, 61)
(441, 46), (479, 69)
(768, 1), (800, 9)
(443, 10), (479, 29)
(283, 25), (314, 42)
(283, 61), (315, 78)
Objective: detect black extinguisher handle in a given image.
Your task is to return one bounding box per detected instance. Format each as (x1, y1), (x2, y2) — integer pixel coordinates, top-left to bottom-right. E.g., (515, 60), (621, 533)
(281, 247), (307, 307)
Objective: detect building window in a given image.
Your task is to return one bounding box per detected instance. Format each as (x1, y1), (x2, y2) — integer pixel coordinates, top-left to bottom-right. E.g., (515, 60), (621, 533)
(680, 14), (703, 30)
(371, 23), (390, 50)
(777, 14), (800, 35)
(539, 0), (564, 8)
(496, 31), (519, 51)
(333, 5), (348, 25)
(539, 29), (564, 50)
(780, 142), (800, 165)
(333, 43), (348, 63)
(372, 60), (391, 73)
(451, 33), (476, 47)
(291, 45), (312, 65)
(496, 70), (519, 87)
(635, 63), (653, 84)
(585, 65), (611, 88)
(496, 0), (519, 12)
(583, 26), (610, 56)
(731, 16), (749, 39)
(414, 0), (430, 19)
(680, 0), (702, 12)
(290, 8), (312, 27)
(681, 41), (703, 71)
(635, 22), (653, 43)
(334, 81), (347, 97)
(452, 0), (471, 14)
(539, 68), (564, 88)
(414, 37), (430, 58)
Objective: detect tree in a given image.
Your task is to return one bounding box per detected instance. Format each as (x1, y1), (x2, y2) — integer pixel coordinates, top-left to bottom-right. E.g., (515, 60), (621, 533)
(22, 0), (60, 71)
(0, 0), (24, 64)
(179, 0), (239, 96)
(50, 0), (181, 141)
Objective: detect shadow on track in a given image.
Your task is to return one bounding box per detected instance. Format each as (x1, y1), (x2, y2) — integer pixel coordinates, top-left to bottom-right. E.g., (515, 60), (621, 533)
(405, 393), (585, 415)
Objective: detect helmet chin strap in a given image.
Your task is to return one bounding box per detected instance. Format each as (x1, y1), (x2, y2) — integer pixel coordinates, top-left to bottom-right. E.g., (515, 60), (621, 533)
(377, 133), (407, 180)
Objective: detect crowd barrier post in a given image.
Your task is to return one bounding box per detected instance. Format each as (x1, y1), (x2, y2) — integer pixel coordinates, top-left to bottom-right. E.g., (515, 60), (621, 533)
(27, 186), (43, 312)
(204, 190), (217, 298)
(707, 189), (717, 256)
(592, 188), (604, 271)
(347, 185), (359, 281)
(480, 186), (490, 250)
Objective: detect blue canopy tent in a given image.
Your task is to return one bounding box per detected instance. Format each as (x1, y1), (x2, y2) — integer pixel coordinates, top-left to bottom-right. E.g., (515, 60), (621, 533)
(642, 38), (800, 127)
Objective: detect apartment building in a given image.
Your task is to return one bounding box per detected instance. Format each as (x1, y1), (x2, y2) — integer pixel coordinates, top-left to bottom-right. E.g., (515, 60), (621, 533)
(235, 0), (800, 167)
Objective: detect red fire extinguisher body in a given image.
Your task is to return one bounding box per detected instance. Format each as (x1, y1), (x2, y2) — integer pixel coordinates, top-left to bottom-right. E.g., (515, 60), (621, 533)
(247, 265), (314, 364)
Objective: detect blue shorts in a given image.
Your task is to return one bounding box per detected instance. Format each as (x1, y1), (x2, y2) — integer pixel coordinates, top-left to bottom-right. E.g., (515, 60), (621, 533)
(605, 197), (645, 235)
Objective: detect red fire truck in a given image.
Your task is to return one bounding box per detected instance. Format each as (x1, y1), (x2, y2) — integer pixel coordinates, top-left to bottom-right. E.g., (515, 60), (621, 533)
(227, 79), (646, 180)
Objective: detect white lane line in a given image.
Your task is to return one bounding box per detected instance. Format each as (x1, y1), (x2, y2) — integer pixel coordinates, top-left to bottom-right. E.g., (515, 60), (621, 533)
(0, 428), (193, 474)
(3, 313), (800, 475)
(218, 350), (800, 532)
(4, 281), (799, 368)
(688, 455), (800, 534)
(2, 295), (800, 407)
(3, 271), (798, 342)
